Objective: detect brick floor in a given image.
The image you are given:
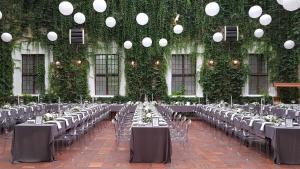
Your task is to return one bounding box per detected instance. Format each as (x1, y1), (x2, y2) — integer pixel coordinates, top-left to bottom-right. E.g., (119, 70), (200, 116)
(0, 121), (299, 169)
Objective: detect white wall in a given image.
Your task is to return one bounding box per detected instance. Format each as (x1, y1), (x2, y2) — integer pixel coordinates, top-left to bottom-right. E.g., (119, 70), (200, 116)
(88, 42), (126, 97)
(166, 44), (205, 97)
(12, 42), (53, 96)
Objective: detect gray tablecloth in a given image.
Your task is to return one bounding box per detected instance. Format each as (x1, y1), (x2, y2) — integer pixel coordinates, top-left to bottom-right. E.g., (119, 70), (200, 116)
(265, 126), (300, 164)
(130, 126), (172, 163)
(169, 105), (196, 113)
(11, 124), (58, 163)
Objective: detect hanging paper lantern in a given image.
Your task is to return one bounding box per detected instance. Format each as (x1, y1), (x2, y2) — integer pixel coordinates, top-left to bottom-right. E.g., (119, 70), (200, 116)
(58, 1), (74, 16)
(248, 5), (263, 19)
(124, 41), (132, 49)
(0, 11), (2, 20)
(159, 38), (168, 47)
(47, 32), (58, 41)
(142, 37), (152, 48)
(254, 29), (264, 38)
(213, 32), (223, 42)
(259, 14), (272, 26)
(173, 25), (183, 34)
(74, 12), (86, 24)
(1, 32), (12, 42)
(284, 40), (295, 49)
(136, 13), (149, 26)
(205, 2), (220, 16)
(93, 0), (107, 13)
(283, 0), (300, 11)
(105, 17), (116, 28)
(277, 0), (283, 5)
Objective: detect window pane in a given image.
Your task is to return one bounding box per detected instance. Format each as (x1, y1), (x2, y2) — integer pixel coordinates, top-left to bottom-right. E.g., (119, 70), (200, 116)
(172, 55), (183, 74)
(22, 76), (34, 94)
(184, 76), (196, 95)
(249, 76), (258, 94)
(108, 76), (119, 95)
(95, 76), (106, 95)
(172, 76), (183, 93)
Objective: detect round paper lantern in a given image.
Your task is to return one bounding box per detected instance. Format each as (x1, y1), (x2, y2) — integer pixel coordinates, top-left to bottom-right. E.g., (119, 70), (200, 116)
(1, 32), (12, 42)
(277, 0), (283, 5)
(136, 13), (149, 26)
(284, 40), (295, 49)
(283, 0), (300, 11)
(124, 41), (132, 49)
(142, 37), (152, 48)
(259, 14), (272, 26)
(248, 5), (263, 19)
(93, 0), (107, 13)
(205, 2), (220, 16)
(74, 12), (86, 24)
(254, 29), (264, 38)
(173, 25), (183, 34)
(0, 11), (2, 20)
(159, 38), (168, 47)
(213, 32), (223, 42)
(105, 17), (116, 28)
(58, 1), (74, 16)
(47, 32), (58, 41)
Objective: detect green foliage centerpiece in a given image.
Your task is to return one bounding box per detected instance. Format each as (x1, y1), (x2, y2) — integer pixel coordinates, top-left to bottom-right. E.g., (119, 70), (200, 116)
(142, 105), (152, 123)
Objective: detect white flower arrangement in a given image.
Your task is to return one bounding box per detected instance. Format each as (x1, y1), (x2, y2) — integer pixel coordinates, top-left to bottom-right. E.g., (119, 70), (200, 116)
(43, 113), (54, 122)
(143, 112), (152, 123)
(3, 104), (11, 109)
(71, 106), (81, 112)
(264, 115), (280, 123)
(236, 108), (243, 114)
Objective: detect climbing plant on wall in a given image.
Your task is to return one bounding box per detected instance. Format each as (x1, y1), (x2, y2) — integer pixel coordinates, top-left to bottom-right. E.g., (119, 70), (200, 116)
(0, 0), (299, 103)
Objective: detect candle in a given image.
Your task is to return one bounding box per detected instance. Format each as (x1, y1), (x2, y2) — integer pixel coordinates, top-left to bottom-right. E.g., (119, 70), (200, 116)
(152, 94), (153, 101)
(58, 97), (61, 113)
(38, 95), (40, 103)
(230, 95), (233, 108)
(17, 95), (20, 105)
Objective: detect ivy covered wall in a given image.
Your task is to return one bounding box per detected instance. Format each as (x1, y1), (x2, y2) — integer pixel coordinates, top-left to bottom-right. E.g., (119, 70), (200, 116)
(0, 0), (299, 103)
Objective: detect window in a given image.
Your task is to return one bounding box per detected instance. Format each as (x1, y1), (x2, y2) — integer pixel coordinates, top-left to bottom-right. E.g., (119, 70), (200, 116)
(95, 54), (119, 95)
(22, 54), (45, 94)
(171, 54), (196, 95)
(249, 54), (268, 95)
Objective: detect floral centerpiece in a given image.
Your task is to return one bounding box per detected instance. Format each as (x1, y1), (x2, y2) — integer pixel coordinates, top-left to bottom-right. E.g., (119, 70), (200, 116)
(264, 115), (280, 123)
(3, 104), (11, 109)
(142, 105), (152, 123)
(43, 113), (54, 122)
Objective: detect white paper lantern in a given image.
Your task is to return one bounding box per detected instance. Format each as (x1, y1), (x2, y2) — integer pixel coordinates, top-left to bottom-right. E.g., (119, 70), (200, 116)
(93, 0), (107, 13)
(173, 25), (183, 34)
(254, 29), (264, 38)
(136, 13), (149, 26)
(74, 12), (86, 24)
(248, 5), (263, 19)
(159, 38), (168, 47)
(284, 40), (295, 49)
(259, 14), (272, 26)
(205, 2), (220, 17)
(283, 0), (300, 11)
(47, 32), (58, 41)
(0, 11), (2, 20)
(213, 32), (223, 42)
(277, 0), (283, 5)
(124, 41), (132, 49)
(105, 17), (116, 28)
(1, 32), (12, 42)
(142, 37), (152, 48)
(58, 1), (74, 16)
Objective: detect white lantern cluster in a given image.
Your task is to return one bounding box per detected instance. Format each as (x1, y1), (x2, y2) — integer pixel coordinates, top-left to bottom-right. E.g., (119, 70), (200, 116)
(173, 25), (183, 34)
(205, 2), (220, 17)
(1, 32), (13, 42)
(105, 17), (116, 28)
(284, 40), (295, 49)
(0, 11), (2, 20)
(248, 5), (262, 19)
(74, 12), (86, 24)
(213, 32), (223, 42)
(136, 13), (149, 26)
(47, 32), (58, 41)
(93, 0), (107, 13)
(254, 29), (264, 38)
(59, 1), (74, 16)
(142, 37), (152, 48)
(124, 41), (132, 49)
(159, 38), (168, 47)
(259, 14), (272, 26)
(282, 0), (300, 11)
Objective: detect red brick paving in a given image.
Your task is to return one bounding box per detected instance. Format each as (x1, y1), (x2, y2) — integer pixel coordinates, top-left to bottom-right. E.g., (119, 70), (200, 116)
(0, 121), (299, 169)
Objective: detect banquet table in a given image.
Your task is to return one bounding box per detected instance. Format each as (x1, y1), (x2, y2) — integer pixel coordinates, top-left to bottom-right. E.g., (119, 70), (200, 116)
(11, 123), (59, 163)
(168, 105), (196, 113)
(130, 126), (172, 163)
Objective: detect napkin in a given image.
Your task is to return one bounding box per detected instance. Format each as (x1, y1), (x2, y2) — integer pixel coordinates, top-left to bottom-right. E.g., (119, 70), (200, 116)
(57, 118), (69, 126)
(231, 113), (237, 120)
(260, 122), (273, 131)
